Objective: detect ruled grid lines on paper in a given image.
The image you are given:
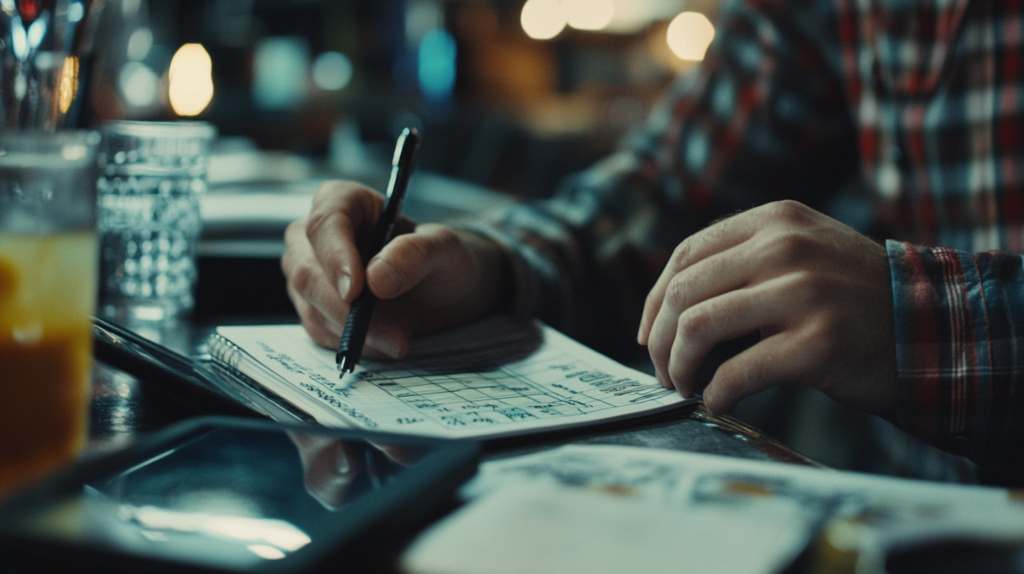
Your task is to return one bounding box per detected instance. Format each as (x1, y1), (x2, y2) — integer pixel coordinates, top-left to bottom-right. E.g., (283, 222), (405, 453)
(358, 345), (677, 432)
(213, 318), (693, 439)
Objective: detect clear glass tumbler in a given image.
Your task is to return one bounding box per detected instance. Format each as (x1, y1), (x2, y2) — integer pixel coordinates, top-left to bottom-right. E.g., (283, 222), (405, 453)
(0, 130), (101, 497)
(97, 121), (217, 321)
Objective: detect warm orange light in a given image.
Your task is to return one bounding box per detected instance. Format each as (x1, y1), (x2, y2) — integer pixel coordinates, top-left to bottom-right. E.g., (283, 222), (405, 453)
(666, 12), (715, 61)
(520, 0), (566, 40)
(168, 43), (214, 117)
(58, 56), (79, 114)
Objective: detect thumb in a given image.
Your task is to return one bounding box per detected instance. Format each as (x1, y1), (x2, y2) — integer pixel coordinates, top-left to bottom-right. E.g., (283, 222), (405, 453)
(366, 224), (461, 299)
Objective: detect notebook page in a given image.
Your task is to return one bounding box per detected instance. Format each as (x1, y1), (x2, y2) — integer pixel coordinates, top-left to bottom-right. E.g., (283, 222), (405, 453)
(214, 317), (697, 439)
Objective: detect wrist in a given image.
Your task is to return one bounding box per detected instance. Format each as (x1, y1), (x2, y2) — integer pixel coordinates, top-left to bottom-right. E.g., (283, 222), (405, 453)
(454, 229), (514, 316)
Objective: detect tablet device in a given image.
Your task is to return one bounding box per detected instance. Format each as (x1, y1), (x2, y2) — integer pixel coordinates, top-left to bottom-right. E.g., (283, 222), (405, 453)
(0, 417), (479, 573)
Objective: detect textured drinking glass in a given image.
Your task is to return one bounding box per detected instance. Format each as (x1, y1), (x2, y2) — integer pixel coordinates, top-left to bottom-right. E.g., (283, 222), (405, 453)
(97, 121), (216, 321)
(0, 130), (100, 497)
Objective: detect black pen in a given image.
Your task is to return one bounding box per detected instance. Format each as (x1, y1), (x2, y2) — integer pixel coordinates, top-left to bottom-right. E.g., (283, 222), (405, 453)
(337, 127), (420, 375)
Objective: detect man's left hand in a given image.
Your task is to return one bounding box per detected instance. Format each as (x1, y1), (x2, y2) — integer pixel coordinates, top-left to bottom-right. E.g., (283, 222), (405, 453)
(637, 200), (897, 420)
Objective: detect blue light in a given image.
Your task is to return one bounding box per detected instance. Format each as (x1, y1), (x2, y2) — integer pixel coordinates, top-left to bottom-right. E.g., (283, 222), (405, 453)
(253, 37), (309, 110)
(417, 28), (456, 103)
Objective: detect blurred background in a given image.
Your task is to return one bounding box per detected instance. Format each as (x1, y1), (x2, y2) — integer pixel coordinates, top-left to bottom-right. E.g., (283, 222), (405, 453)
(83, 0), (717, 197)
(71, 0), (720, 313)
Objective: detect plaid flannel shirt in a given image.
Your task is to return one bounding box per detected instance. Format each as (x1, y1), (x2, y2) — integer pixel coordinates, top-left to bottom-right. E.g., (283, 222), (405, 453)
(468, 0), (1024, 470)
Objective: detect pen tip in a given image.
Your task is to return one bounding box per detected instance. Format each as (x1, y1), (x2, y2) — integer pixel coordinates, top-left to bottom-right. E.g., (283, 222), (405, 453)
(337, 357), (355, 376)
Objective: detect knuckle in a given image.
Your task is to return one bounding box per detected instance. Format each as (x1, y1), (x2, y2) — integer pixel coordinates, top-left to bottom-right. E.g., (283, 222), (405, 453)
(304, 208), (334, 243)
(309, 180), (338, 205)
(664, 275), (691, 311)
(767, 199), (811, 222)
(304, 212), (348, 278)
(761, 231), (816, 266)
(288, 261), (316, 294)
(670, 238), (694, 269)
(432, 226), (461, 252)
(803, 316), (839, 358)
(789, 270), (831, 306)
(398, 231), (434, 261)
(647, 331), (671, 365)
(678, 307), (711, 340)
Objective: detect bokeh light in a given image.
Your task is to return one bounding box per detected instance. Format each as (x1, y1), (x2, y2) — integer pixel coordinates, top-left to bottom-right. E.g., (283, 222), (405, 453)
(418, 28), (457, 103)
(126, 27), (153, 61)
(119, 61), (160, 108)
(253, 37), (309, 110)
(168, 43), (214, 116)
(312, 51), (353, 91)
(564, 0), (615, 31)
(58, 56), (78, 114)
(666, 12), (715, 61)
(521, 0), (567, 40)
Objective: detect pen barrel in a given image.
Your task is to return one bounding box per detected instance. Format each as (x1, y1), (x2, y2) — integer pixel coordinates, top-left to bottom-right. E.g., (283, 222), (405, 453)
(337, 290), (378, 365)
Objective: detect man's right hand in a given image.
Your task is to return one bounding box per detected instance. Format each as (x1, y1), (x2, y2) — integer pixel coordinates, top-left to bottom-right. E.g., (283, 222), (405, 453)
(281, 180), (511, 359)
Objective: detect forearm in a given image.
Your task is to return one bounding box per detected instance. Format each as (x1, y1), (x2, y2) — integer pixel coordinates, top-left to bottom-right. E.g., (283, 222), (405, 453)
(459, 157), (684, 359)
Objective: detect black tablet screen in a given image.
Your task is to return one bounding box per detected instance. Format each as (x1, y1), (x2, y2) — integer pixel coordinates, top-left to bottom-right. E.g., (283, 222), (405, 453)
(4, 424), (446, 572)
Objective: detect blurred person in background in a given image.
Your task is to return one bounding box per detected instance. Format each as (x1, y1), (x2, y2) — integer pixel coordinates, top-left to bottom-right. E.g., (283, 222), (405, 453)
(282, 0), (1024, 478)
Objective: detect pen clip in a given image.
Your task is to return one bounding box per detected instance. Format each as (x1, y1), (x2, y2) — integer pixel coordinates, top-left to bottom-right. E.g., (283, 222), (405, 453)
(376, 127), (420, 251)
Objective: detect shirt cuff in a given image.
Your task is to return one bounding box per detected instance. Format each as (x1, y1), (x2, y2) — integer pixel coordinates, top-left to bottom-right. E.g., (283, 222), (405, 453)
(455, 204), (576, 332)
(888, 239), (1024, 468)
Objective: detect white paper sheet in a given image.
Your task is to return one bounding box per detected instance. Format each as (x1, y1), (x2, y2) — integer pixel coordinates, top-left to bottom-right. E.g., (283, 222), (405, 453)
(212, 318), (697, 439)
(402, 445), (1020, 574)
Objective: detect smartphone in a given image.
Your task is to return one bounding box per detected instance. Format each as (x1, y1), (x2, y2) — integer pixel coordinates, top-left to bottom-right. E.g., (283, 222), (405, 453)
(0, 417), (479, 573)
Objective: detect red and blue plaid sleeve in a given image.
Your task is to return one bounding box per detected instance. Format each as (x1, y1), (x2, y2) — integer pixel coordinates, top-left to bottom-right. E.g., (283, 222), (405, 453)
(889, 240), (1024, 470)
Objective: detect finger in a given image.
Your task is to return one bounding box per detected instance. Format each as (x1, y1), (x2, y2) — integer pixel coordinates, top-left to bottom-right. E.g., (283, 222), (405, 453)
(366, 223), (463, 300)
(649, 275), (800, 394)
(639, 211), (757, 344)
(283, 224), (350, 330)
(702, 332), (809, 415)
(305, 181), (384, 302)
(291, 278), (409, 358)
(643, 242), (757, 369)
(638, 201), (814, 344)
(287, 282), (343, 349)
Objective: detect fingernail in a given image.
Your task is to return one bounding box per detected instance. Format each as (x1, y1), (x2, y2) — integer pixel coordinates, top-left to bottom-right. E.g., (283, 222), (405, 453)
(369, 260), (403, 298)
(337, 274), (351, 300)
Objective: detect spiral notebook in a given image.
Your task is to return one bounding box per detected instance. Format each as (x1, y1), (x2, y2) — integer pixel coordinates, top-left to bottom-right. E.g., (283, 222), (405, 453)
(208, 317), (699, 440)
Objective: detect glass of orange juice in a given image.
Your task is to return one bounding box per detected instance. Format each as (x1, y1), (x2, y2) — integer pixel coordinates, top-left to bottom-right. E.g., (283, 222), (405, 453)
(0, 131), (101, 498)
